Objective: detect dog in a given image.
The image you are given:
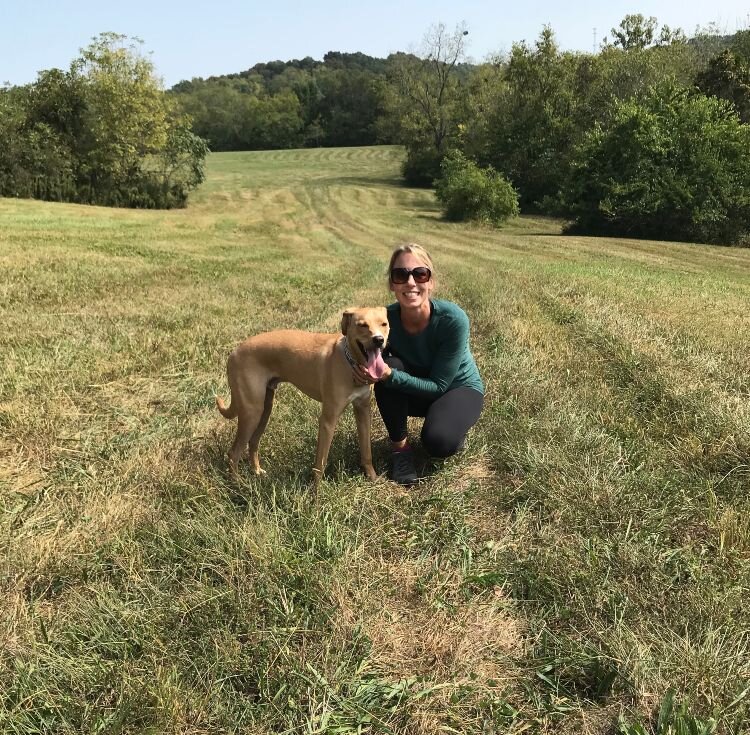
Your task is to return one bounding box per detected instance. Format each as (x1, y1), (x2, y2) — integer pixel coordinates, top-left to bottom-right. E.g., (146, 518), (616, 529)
(216, 307), (390, 484)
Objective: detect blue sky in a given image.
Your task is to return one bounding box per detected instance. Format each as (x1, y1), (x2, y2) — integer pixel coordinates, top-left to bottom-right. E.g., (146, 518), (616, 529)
(2, 0), (748, 88)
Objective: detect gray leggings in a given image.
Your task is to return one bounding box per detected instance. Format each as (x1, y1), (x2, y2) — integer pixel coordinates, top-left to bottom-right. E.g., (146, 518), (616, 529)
(374, 357), (484, 457)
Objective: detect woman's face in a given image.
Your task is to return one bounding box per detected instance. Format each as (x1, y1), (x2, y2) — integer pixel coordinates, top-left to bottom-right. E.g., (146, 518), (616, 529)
(389, 252), (434, 310)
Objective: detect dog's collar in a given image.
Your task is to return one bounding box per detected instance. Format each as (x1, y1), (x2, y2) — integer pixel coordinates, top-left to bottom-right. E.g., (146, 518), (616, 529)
(341, 337), (360, 369)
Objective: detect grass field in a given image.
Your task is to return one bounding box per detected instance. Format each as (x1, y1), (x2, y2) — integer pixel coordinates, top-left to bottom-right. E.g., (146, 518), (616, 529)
(2, 145), (750, 734)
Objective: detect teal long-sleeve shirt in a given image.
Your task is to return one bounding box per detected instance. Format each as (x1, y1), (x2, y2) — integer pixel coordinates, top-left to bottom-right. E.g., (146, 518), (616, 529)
(383, 299), (484, 398)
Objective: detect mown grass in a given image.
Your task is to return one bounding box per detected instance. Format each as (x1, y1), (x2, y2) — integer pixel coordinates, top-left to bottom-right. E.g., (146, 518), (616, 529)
(2, 145), (749, 733)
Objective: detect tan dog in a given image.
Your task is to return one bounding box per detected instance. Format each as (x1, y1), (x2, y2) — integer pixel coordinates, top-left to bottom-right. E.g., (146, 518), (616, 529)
(216, 307), (390, 484)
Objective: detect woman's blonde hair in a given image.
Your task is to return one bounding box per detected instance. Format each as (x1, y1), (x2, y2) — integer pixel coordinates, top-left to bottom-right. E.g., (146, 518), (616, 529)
(387, 243), (435, 284)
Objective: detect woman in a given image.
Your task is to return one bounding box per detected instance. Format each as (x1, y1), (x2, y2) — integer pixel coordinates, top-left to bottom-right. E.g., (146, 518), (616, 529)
(355, 243), (484, 484)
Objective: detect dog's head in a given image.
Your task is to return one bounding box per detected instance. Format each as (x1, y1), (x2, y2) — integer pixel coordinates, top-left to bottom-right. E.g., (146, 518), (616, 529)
(341, 307), (389, 375)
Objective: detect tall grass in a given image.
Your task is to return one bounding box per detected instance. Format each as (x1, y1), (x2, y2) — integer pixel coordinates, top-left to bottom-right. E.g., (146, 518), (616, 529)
(2, 146), (749, 733)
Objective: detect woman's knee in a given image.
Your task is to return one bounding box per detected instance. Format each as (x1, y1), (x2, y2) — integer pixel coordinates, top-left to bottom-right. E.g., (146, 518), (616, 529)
(421, 424), (465, 458)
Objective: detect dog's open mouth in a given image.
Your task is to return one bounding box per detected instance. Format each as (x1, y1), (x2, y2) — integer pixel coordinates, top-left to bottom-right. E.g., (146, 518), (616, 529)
(358, 341), (388, 379)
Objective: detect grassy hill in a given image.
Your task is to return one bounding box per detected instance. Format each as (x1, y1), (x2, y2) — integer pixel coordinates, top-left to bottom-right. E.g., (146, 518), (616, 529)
(2, 146), (749, 733)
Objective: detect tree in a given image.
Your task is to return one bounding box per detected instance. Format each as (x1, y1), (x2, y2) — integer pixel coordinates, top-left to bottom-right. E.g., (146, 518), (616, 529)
(144, 123), (210, 207)
(382, 23), (470, 184)
(315, 68), (382, 146)
(0, 33), (208, 208)
(465, 23), (703, 212)
(435, 149), (519, 224)
(239, 90), (304, 149)
(24, 68), (88, 151)
(481, 27), (582, 210)
(72, 33), (173, 202)
(169, 52), (389, 151)
(611, 14), (659, 50)
(0, 88), (76, 201)
(563, 82), (750, 245)
(608, 14), (685, 51)
(172, 82), (246, 150)
(696, 49), (750, 122)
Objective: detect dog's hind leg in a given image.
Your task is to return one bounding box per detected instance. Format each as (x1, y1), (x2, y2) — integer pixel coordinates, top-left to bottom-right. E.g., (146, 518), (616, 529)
(226, 375), (270, 477)
(248, 384), (276, 476)
(228, 409), (262, 477)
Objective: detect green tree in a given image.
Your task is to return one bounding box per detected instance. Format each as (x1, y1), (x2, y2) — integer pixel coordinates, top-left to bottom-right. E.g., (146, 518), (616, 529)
(468, 23), (704, 212)
(607, 14), (685, 51)
(315, 68), (381, 146)
(239, 90), (304, 149)
(169, 52), (388, 151)
(611, 14), (659, 50)
(696, 49), (750, 122)
(72, 33), (173, 203)
(0, 33), (207, 208)
(144, 123), (210, 207)
(586, 41), (699, 115)
(563, 82), (750, 245)
(24, 68), (88, 151)
(481, 27), (582, 210)
(172, 81), (248, 150)
(434, 149), (519, 224)
(0, 88), (76, 201)
(382, 23), (470, 184)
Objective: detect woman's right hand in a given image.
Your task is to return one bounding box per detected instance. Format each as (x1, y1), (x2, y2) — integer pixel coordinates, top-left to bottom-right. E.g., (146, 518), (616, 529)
(352, 362), (391, 385)
(352, 364), (372, 385)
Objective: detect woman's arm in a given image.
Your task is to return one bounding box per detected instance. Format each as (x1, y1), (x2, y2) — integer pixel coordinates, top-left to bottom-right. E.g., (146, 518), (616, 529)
(385, 311), (469, 397)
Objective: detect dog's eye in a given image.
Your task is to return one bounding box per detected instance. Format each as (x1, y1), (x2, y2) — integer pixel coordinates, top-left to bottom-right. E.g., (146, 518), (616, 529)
(381, 323), (388, 328)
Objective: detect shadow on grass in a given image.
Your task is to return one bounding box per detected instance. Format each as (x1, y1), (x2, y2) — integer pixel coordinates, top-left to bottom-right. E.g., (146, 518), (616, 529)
(201, 430), (381, 512)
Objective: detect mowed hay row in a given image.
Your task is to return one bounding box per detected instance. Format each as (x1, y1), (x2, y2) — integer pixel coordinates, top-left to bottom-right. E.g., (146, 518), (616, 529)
(2, 146), (750, 734)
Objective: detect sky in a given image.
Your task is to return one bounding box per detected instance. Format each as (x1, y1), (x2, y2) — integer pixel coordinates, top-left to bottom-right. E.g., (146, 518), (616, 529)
(2, 0), (749, 89)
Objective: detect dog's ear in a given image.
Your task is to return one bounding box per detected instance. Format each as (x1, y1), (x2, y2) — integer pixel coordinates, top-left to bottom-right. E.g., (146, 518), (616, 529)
(340, 309), (354, 335)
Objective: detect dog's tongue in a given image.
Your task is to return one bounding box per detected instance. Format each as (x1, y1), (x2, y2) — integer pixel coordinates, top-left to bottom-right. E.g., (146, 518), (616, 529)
(366, 348), (387, 379)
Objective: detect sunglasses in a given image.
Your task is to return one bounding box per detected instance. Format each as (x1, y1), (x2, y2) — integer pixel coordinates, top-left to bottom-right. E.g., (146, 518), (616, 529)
(390, 266), (432, 284)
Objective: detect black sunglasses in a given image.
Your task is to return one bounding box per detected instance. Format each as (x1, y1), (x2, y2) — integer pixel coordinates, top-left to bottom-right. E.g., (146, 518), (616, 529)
(390, 266), (432, 284)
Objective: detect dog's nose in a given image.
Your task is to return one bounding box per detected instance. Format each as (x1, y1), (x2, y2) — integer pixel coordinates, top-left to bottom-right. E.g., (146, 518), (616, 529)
(373, 335), (385, 347)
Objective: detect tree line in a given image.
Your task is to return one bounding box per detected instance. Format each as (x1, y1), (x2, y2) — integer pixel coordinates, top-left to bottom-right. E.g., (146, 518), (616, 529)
(2, 17), (750, 243)
(383, 18), (750, 245)
(168, 16), (750, 244)
(169, 52), (393, 151)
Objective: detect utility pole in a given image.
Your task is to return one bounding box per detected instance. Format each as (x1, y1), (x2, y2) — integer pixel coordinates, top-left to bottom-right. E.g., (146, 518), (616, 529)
(593, 27), (597, 53)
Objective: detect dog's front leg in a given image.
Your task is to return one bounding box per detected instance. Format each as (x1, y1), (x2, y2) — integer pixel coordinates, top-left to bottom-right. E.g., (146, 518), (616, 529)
(353, 395), (377, 481)
(312, 404), (344, 486)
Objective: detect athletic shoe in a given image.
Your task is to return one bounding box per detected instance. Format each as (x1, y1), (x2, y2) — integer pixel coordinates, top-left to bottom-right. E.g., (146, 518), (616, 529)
(390, 448), (418, 485)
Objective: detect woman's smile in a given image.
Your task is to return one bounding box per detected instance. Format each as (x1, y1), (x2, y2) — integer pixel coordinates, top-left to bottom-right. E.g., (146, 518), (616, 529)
(390, 253), (434, 313)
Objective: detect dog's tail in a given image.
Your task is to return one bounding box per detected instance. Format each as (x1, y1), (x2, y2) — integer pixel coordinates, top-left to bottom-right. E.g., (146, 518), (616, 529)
(217, 349), (242, 419)
(215, 395), (237, 419)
